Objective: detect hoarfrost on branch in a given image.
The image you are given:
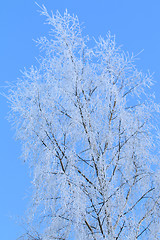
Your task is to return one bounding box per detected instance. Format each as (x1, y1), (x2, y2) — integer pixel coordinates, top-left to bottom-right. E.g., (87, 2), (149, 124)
(9, 6), (160, 240)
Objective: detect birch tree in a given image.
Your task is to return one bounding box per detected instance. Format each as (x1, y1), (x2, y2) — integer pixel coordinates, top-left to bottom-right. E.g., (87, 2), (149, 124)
(9, 6), (160, 240)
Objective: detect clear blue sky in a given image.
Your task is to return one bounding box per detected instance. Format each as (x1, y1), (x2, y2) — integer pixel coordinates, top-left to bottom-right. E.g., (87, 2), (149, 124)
(0, 1), (160, 239)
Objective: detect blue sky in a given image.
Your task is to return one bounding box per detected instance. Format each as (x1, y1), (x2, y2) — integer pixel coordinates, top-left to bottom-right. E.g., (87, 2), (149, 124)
(1, 0), (160, 239)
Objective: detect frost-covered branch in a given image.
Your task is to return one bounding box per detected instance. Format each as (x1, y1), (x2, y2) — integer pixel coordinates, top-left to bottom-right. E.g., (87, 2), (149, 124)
(8, 7), (160, 240)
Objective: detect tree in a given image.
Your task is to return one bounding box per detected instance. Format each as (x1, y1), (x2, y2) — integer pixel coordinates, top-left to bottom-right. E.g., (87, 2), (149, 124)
(9, 6), (160, 240)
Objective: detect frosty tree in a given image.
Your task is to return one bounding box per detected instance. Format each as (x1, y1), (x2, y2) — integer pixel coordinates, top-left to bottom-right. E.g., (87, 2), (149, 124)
(9, 6), (160, 240)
